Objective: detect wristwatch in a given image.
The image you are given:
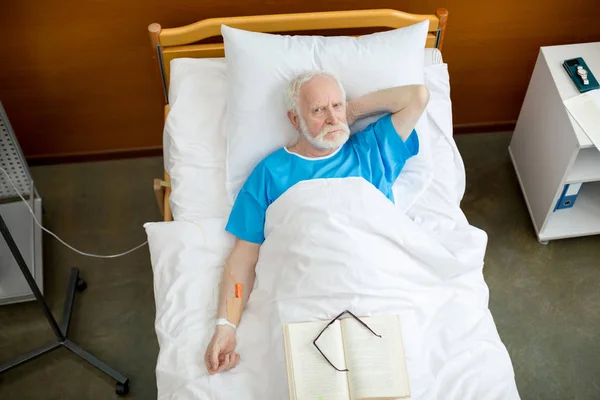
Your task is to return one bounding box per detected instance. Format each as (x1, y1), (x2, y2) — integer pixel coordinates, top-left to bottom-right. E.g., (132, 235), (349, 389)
(216, 318), (237, 330)
(577, 66), (589, 85)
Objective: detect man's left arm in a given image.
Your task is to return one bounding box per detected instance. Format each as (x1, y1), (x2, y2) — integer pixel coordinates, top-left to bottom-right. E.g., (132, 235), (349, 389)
(346, 85), (430, 140)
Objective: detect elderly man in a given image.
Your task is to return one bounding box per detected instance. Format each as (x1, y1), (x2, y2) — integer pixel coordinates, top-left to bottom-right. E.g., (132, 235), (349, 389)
(204, 71), (429, 374)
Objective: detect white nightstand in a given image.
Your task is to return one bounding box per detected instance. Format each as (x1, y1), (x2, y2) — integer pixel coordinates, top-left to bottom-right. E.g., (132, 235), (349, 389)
(509, 42), (600, 244)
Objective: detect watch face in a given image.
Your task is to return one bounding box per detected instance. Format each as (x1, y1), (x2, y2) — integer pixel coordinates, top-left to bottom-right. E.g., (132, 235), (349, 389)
(577, 68), (587, 76)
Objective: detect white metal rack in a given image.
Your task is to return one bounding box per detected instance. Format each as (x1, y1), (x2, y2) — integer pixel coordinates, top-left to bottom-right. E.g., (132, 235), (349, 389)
(0, 101), (44, 304)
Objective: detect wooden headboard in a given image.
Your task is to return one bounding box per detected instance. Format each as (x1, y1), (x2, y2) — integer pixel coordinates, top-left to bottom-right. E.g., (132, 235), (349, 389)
(148, 8), (448, 222)
(148, 8), (448, 104)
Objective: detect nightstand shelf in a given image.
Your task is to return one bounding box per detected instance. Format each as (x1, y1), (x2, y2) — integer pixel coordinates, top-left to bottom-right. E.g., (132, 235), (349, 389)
(541, 182), (600, 240)
(567, 148), (600, 183)
(509, 42), (600, 244)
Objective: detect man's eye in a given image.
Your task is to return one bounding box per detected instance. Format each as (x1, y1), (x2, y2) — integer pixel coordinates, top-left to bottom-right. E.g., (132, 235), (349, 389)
(314, 108), (322, 113)
(333, 103), (342, 108)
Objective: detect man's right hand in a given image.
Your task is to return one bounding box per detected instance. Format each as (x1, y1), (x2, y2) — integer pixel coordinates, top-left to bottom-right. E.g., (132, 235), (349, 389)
(204, 326), (240, 374)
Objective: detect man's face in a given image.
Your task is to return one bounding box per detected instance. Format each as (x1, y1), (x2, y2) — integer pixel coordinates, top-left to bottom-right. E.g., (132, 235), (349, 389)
(296, 75), (350, 150)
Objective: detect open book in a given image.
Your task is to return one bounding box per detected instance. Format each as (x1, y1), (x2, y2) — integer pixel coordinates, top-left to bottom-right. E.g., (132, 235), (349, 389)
(283, 314), (410, 400)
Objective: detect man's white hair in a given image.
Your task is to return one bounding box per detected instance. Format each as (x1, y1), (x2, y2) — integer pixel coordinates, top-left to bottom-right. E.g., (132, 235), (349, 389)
(284, 71), (346, 114)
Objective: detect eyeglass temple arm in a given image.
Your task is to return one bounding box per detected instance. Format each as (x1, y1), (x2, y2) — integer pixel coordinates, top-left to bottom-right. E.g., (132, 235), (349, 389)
(312, 310), (350, 372)
(312, 339), (349, 372)
(345, 310), (382, 338)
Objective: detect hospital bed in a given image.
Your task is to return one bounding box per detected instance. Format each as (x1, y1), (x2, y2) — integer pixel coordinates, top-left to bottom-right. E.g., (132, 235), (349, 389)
(144, 8), (520, 400)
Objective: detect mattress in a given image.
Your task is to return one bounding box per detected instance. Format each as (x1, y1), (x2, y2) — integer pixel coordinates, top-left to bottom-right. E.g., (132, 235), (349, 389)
(145, 50), (519, 399)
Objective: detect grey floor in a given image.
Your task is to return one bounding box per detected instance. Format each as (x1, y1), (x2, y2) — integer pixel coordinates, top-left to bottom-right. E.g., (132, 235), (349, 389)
(0, 158), (163, 399)
(0, 132), (598, 399)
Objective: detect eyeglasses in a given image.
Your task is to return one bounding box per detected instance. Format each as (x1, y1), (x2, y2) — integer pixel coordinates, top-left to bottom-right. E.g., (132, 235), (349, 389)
(312, 310), (382, 372)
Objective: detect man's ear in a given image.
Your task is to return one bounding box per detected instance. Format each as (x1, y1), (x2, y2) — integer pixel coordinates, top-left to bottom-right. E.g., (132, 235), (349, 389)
(287, 111), (300, 131)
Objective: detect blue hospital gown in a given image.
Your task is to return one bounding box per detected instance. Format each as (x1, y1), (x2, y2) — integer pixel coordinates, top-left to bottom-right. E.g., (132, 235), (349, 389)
(225, 114), (419, 244)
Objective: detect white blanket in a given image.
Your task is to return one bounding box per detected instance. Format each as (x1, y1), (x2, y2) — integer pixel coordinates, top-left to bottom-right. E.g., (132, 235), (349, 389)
(146, 62), (519, 398)
(195, 178), (518, 400)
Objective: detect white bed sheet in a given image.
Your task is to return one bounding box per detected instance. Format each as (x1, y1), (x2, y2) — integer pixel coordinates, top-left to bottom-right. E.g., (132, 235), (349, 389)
(146, 53), (519, 399)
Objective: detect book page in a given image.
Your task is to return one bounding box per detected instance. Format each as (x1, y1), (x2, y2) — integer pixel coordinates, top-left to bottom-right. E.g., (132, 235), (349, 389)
(564, 90), (600, 150)
(341, 315), (409, 400)
(284, 320), (350, 400)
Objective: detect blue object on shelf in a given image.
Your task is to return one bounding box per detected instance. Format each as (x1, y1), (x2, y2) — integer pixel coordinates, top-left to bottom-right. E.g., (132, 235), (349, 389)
(554, 183), (582, 211)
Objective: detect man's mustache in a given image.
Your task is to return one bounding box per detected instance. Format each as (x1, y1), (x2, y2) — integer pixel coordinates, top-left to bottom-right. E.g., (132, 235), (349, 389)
(316, 123), (350, 139)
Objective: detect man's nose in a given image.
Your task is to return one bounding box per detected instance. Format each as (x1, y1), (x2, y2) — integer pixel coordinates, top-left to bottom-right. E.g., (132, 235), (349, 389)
(326, 109), (338, 124)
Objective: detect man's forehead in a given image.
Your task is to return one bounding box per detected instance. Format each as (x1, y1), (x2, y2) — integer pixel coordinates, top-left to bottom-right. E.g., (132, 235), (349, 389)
(301, 76), (343, 103)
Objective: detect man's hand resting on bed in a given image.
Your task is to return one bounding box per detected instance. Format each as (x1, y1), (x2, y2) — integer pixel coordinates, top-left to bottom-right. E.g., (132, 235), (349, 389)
(205, 325), (240, 374)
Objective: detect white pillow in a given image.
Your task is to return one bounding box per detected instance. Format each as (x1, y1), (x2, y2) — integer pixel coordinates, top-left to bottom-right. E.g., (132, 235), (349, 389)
(164, 50), (448, 222)
(164, 58), (230, 221)
(222, 21), (430, 200)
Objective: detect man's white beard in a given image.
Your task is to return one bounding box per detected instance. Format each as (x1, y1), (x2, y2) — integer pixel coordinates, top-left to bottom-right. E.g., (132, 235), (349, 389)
(299, 116), (350, 150)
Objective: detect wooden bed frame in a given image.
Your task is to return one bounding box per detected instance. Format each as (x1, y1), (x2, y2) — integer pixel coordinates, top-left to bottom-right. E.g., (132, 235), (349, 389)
(149, 8), (449, 222)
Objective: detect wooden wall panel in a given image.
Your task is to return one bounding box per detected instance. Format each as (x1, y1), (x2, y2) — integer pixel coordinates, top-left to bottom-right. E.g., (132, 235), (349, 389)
(0, 1), (599, 162)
